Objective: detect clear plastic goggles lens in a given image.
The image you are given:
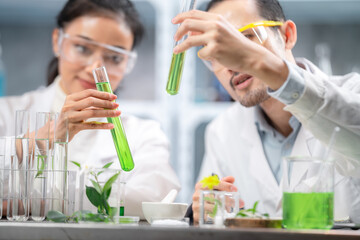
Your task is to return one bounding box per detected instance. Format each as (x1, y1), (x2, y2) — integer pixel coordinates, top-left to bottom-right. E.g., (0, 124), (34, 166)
(59, 34), (137, 75)
(201, 26), (268, 72)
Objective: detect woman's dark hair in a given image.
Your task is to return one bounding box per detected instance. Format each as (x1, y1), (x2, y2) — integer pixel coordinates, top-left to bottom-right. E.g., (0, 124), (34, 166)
(47, 0), (144, 85)
(206, 0), (286, 22)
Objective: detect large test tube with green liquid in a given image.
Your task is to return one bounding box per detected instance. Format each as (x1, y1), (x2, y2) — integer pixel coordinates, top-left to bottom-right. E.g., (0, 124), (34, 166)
(166, 0), (197, 95)
(93, 66), (134, 172)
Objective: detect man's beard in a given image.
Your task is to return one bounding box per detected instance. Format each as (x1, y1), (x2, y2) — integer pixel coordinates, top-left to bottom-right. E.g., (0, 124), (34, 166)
(237, 84), (270, 107)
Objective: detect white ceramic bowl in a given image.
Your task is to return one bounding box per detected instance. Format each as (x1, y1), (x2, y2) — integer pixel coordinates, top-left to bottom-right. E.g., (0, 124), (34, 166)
(142, 202), (188, 223)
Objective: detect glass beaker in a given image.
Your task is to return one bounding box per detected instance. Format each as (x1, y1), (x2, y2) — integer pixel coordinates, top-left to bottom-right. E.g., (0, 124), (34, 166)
(282, 156), (334, 230)
(199, 190), (240, 227)
(78, 167), (123, 223)
(166, 0), (197, 95)
(93, 66), (134, 172)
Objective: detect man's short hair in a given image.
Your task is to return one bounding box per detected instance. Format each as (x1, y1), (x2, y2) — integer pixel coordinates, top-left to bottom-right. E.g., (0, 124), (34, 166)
(206, 0), (286, 22)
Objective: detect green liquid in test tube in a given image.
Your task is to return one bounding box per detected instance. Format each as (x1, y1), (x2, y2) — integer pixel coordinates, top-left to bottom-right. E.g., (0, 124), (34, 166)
(166, 0), (197, 95)
(93, 66), (134, 172)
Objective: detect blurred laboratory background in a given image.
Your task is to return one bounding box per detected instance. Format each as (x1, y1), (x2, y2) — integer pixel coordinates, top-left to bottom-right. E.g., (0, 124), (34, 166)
(0, 0), (360, 203)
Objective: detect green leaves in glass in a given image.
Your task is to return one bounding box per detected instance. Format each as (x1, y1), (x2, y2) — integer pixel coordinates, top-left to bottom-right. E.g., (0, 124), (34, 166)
(47, 161), (122, 223)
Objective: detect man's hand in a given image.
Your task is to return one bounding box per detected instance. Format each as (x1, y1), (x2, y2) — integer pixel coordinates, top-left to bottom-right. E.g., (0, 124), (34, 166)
(172, 10), (258, 74)
(192, 176), (244, 224)
(172, 10), (289, 91)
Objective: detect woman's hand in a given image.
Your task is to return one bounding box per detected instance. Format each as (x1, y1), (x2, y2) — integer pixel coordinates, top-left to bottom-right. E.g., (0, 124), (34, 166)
(192, 176), (244, 224)
(56, 89), (120, 142)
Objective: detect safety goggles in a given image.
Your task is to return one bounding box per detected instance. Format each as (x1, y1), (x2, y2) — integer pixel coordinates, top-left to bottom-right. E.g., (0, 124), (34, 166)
(57, 29), (137, 75)
(201, 21), (283, 72)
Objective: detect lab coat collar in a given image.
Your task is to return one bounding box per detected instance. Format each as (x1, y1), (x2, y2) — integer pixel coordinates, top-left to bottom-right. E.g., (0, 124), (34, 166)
(254, 106), (301, 142)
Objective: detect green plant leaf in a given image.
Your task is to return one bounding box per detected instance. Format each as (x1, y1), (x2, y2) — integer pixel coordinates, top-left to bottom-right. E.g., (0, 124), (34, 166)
(86, 186), (103, 208)
(252, 201), (259, 214)
(102, 162), (113, 169)
(71, 161), (81, 169)
(103, 186), (112, 200)
(209, 201), (218, 218)
(72, 210), (91, 223)
(47, 211), (67, 223)
(103, 172), (120, 196)
(236, 212), (249, 217)
(262, 213), (270, 218)
(35, 155), (46, 178)
(102, 197), (111, 216)
(97, 162), (114, 176)
(82, 212), (106, 222)
(90, 179), (102, 194)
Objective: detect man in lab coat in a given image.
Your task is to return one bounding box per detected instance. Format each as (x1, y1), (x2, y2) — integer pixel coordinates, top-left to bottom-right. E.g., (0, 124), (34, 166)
(172, 0), (360, 223)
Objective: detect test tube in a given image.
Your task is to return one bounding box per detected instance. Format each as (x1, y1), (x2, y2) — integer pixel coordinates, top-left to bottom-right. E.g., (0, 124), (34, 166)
(166, 0), (197, 95)
(15, 110), (30, 138)
(119, 182), (126, 216)
(92, 66), (134, 172)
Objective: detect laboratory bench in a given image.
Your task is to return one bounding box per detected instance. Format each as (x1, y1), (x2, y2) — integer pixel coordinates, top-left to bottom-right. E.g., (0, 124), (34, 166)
(0, 221), (359, 240)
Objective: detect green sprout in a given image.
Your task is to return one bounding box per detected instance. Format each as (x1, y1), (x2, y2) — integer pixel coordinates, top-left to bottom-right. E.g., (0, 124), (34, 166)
(236, 201), (269, 218)
(35, 155), (46, 178)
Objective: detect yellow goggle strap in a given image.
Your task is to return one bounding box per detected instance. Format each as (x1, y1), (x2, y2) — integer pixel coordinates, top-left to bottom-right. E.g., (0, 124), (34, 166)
(238, 21), (283, 32)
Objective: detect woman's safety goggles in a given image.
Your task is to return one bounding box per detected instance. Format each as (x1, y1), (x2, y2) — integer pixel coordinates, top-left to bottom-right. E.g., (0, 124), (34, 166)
(201, 21), (283, 72)
(57, 29), (137, 75)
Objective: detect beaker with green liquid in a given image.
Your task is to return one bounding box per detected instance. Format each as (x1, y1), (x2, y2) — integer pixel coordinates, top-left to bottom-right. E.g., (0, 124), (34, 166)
(282, 156), (334, 230)
(93, 66), (134, 172)
(166, 0), (197, 95)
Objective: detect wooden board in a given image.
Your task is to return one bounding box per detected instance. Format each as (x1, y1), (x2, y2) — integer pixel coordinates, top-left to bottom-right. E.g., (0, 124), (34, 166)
(224, 218), (282, 228)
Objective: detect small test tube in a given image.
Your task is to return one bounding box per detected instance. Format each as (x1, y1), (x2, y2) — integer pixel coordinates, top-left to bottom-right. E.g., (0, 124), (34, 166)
(93, 66), (134, 172)
(119, 182), (126, 216)
(166, 0), (197, 95)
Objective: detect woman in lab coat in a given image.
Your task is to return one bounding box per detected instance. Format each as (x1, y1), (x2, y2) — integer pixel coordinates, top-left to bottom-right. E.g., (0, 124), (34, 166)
(0, 0), (180, 218)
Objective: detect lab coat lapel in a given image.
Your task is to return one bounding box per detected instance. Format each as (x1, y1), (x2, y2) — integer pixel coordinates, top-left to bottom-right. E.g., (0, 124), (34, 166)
(245, 108), (282, 214)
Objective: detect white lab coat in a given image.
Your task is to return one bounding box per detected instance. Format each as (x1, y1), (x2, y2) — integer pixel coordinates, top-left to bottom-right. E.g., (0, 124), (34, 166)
(0, 78), (181, 219)
(198, 59), (360, 222)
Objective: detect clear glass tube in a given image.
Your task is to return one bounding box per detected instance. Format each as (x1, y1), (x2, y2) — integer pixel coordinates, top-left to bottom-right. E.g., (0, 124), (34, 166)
(52, 112), (68, 171)
(15, 110), (30, 138)
(166, 0), (197, 95)
(93, 66), (134, 172)
(8, 169), (30, 221)
(34, 112), (51, 171)
(0, 137), (6, 219)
